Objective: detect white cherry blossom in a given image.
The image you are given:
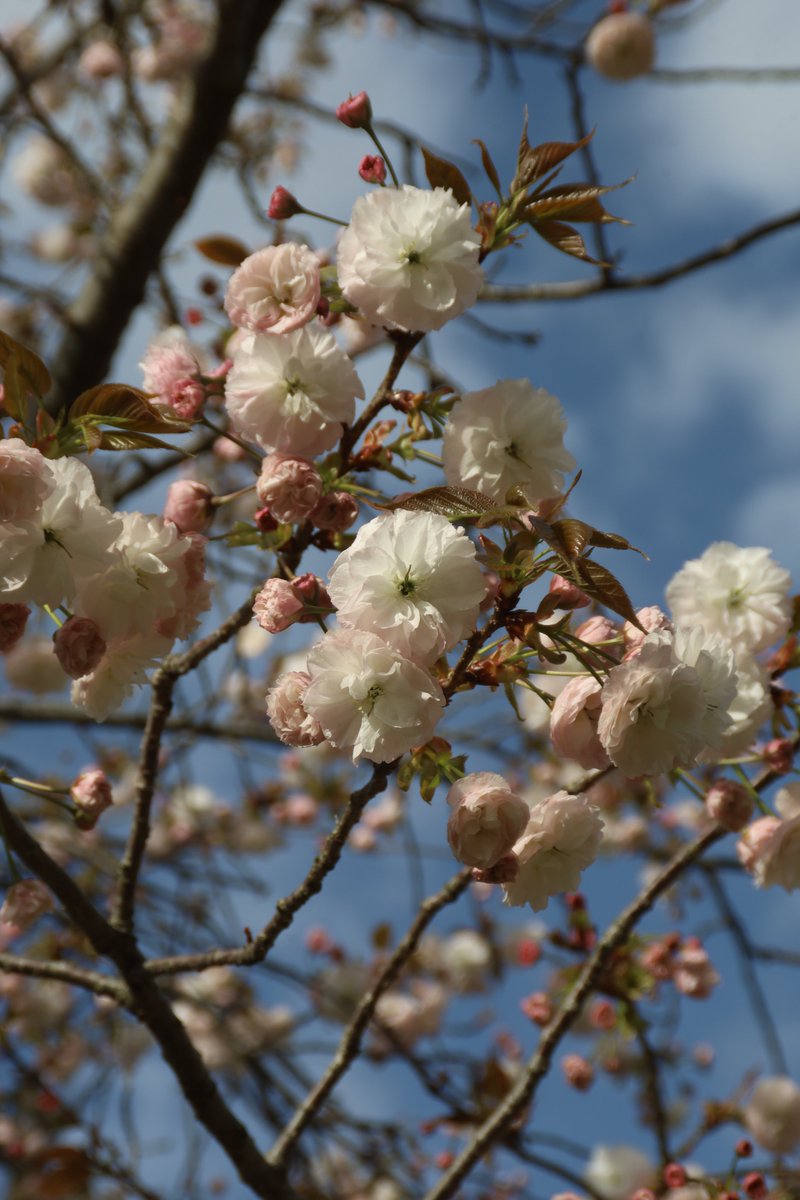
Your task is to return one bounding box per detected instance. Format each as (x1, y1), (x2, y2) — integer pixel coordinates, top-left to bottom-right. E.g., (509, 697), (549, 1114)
(337, 185), (482, 332)
(327, 510), (486, 664)
(303, 628), (445, 763)
(442, 379), (576, 503)
(666, 542), (792, 654)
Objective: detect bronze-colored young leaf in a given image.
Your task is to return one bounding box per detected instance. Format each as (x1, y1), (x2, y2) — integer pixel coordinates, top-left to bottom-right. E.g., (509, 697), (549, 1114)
(0, 330), (52, 400)
(549, 518), (595, 559)
(421, 146), (472, 208)
(589, 528), (648, 558)
(98, 430), (193, 453)
(382, 486), (496, 520)
(512, 113), (594, 192)
(194, 234), (251, 266)
(570, 558), (643, 629)
(523, 182), (630, 225)
(1, 352), (23, 421)
(533, 219), (608, 265)
(472, 138), (502, 198)
(69, 383), (191, 432)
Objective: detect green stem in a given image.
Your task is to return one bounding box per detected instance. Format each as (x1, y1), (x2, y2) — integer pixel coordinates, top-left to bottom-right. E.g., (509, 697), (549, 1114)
(365, 123), (400, 187)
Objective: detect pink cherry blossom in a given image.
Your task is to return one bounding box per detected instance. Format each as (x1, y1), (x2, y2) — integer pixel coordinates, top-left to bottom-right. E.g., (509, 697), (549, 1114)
(0, 879), (53, 934)
(53, 616), (106, 679)
(266, 670), (325, 748)
(71, 767), (114, 830)
(503, 791), (604, 912)
(163, 480), (214, 533)
(256, 453), (323, 524)
(446, 772), (530, 870)
(224, 244), (321, 335)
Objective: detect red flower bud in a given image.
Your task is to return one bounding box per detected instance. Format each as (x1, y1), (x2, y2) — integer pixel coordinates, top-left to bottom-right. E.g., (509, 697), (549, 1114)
(336, 90), (373, 129)
(267, 185), (301, 220)
(358, 154), (386, 184)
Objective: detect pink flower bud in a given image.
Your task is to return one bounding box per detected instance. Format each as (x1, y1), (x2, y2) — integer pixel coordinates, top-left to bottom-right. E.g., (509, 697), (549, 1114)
(358, 154), (386, 184)
(589, 999), (617, 1030)
(764, 737), (794, 774)
(562, 1054), (594, 1092)
(267, 186), (302, 220)
(548, 574), (590, 610)
(0, 604), (30, 653)
(253, 578), (304, 634)
(310, 490), (360, 532)
(516, 937), (541, 967)
(736, 1140), (753, 1158)
(163, 479), (214, 533)
(585, 12), (655, 81)
(520, 991), (552, 1025)
(266, 670), (325, 748)
(446, 772), (530, 870)
(306, 926), (334, 954)
(737, 816), (782, 874)
(705, 780), (754, 833)
(663, 1165), (687, 1189)
(256, 453), (323, 524)
(574, 614), (621, 659)
(0, 880), (52, 934)
(53, 617), (106, 679)
(292, 573), (333, 616)
(743, 1173), (767, 1200)
(71, 767), (113, 830)
(336, 90), (373, 128)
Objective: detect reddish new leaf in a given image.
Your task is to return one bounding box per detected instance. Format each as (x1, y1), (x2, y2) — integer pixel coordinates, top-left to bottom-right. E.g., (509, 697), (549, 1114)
(570, 558), (642, 628)
(512, 112), (594, 192)
(0, 330), (52, 401)
(69, 383), (191, 432)
(472, 138), (502, 198)
(523, 181), (630, 225)
(421, 146), (472, 208)
(194, 234), (250, 266)
(382, 486), (496, 520)
(533, 219), (608, 265)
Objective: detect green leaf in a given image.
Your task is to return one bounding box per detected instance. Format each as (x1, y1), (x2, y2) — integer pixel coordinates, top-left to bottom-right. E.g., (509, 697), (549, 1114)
(194, 235), (251, 266)
(69, 383), (191, 432)
(421, 146), (472, 207)
(0, 331), (52, 401)
(381, 486), (496, 520)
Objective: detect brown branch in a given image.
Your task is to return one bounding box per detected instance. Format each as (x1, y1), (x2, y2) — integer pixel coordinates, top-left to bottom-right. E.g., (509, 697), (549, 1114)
(0, 951), (127, 1000)
(423, 826), (723, 1200)
(46, 0), (290, 414)
(111, 589), (260, 933)
(479, 206), (800, 302)
(650, 67), (800, 83)
(0, 789), (295, 1200)
(145, 761), (396, 977)
(269, 869), (472, 1166)
(0, 700), (277, 745)
(338, 331), (423, 463)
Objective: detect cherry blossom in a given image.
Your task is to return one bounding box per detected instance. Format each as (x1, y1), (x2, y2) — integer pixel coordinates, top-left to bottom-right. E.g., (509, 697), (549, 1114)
(327, 510), (486, 664)
(666, 543), (792, 655)
(224, 243), (321, 334)
(446, 772), (530, 870)
(442, 379), (576, 503)
(503, 790), (604, 912)
(224, 325), (363, 456)
(303, 628), (445, 762)
(337, 185), (482, 332)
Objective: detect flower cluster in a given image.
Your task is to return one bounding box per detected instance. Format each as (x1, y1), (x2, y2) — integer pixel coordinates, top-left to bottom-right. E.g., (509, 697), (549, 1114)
(0, 439), (212, 719)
